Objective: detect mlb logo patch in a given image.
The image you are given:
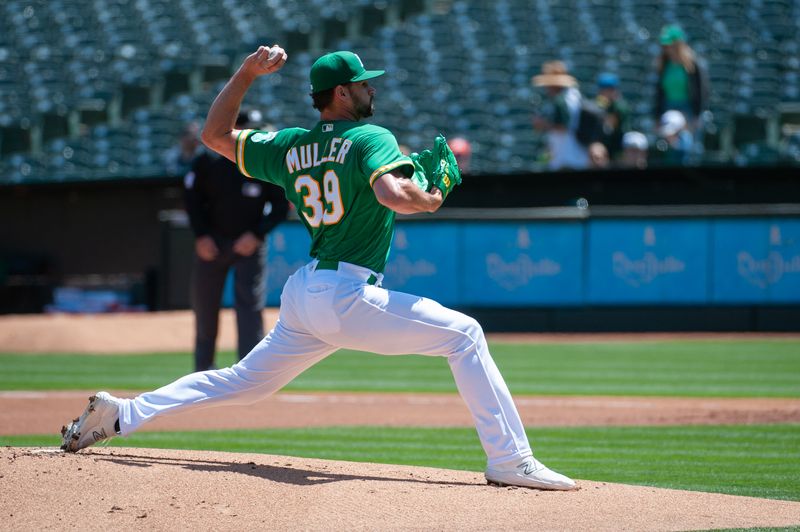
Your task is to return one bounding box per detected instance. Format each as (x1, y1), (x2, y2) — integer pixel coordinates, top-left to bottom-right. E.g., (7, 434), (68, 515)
(322, 123), (333, 132)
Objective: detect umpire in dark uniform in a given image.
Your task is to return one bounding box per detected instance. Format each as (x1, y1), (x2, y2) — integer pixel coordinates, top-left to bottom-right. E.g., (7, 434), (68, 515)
(183, 109), (289, 371)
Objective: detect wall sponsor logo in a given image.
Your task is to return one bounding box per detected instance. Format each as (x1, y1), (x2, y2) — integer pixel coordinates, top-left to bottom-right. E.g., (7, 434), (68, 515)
(394, 229), (410, 250)
(385, 255), (437, 285)
(266, 231), (308, 292)
(486, 253), (561, 291)
(737, 251), (800, 288)
(612, 251), (686, 287)
(608, 224), (687, 288)
(387, 229), (439, 285)
(272, 232), (288, 253)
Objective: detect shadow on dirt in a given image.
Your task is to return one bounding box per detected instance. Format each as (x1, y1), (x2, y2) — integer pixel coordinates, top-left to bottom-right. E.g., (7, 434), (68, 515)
(89, 450), (478, 487)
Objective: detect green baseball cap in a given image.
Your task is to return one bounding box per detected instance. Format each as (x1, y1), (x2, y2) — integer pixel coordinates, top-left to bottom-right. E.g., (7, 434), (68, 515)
(309, 51), (385, 93)
(660, 24), (686, 45)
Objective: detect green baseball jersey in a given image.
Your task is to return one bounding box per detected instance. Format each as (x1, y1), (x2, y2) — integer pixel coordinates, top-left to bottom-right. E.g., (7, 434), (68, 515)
(235, 121), (413, 273)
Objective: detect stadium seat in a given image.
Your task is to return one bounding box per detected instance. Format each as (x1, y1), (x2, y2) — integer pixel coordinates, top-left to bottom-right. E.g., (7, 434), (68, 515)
(2, 0), (800, 180)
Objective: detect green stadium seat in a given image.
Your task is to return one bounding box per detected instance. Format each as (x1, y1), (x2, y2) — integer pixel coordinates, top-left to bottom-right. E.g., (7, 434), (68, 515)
(3, 0), (800, 179)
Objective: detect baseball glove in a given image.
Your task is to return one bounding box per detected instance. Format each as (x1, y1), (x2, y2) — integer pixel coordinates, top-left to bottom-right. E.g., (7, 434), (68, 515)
(409, 135), (463, 201)
(409, 148), (434, 192)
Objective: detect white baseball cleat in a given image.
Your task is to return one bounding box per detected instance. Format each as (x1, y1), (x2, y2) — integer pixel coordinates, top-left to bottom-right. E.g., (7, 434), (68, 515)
(60, 392), (122, 452)
(485, 457), (577, 491)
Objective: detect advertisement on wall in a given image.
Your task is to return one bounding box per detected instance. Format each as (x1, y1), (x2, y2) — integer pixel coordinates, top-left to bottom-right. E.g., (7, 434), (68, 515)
(383, 223), (460, 304)
(461, 222), (583, 305)
(712, 219), (800, 303)
(264, 224), (312, 306)
(223, 218), (800, 308)
(587, 220), (709, 304)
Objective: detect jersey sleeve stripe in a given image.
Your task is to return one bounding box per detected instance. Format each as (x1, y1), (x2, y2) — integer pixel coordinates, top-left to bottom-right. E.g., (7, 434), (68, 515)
(368, 160), (414, 187)
(235, 129), (255, 178)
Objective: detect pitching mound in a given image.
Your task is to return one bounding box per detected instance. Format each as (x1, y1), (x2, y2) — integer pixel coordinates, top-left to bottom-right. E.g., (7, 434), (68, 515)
(3, 447), (799, 531)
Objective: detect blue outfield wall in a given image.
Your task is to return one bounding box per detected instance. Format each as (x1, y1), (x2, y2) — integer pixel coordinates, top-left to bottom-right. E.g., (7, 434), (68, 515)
(711, 219), (800, 303)
(587, 220), (711, 304)
(222, 218), (800, 307)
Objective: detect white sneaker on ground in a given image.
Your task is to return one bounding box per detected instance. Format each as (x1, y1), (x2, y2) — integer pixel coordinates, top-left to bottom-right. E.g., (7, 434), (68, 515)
(485, 457), (577, 491)
(60, 392), (122, 452)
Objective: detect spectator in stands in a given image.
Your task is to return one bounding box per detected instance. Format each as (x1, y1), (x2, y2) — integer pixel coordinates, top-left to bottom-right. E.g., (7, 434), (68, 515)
(657, 110), (693, 166)
(620, 131), (649, 169)
(588, 142), (610, 168)
(595, 72), (631, 161)
(781, 130), (800, 163)
(183, 110), (289, 372)
(164, 121), (203, 177)
(449, 136), (473, 174)
(654, 24), (709, 148)
(532, 61), (590, 170)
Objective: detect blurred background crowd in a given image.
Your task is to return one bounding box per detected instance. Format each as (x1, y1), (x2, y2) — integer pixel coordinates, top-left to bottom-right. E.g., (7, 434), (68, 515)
(1, 0), (799, 182)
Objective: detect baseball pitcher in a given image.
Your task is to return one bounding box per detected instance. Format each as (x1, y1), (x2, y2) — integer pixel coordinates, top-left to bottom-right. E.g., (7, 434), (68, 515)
(60, 45), (576, 491)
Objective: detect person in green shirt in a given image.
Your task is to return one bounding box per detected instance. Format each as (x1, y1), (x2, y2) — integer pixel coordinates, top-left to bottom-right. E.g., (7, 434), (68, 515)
(654, 24), (709, 134)
(59, 45), (576, 492)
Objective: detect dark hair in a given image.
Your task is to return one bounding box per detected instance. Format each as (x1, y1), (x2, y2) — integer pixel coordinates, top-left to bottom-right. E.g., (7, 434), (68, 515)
(311, 87), (335, 111)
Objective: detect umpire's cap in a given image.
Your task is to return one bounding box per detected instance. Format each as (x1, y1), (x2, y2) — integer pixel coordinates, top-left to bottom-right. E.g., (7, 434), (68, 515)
(309, 51), (384, 93)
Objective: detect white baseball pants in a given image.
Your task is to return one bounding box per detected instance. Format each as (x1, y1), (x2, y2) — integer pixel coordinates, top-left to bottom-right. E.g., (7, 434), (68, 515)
(118, 260), (533, 466)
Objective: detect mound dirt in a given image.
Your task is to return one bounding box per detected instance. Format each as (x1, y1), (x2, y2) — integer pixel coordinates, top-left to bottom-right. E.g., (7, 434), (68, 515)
(2, 447), (800, 532)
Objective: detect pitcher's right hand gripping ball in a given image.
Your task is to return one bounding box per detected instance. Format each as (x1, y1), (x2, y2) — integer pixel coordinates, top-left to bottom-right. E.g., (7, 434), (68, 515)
(242, 44), (288, 77)
(410, 135), (463, 201)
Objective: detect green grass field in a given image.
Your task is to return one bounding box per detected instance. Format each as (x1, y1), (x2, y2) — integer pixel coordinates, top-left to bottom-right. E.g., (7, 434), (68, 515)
(1, 339), (799, 397)
(2, 338), (799, 504)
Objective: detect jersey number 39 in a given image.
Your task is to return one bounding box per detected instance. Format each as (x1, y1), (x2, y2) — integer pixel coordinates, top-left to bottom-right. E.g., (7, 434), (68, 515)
(294, 170), (344, 227)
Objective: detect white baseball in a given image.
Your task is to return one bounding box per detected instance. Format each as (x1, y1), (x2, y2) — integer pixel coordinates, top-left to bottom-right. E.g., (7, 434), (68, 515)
(268, 47), (280, 61)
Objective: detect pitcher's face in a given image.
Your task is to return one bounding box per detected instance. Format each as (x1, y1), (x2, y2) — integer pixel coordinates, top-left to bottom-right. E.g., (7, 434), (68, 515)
(346, 81), (376, 119)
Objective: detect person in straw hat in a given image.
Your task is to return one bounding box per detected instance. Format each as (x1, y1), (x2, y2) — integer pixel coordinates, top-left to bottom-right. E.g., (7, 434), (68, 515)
(531, 61), (591, 170)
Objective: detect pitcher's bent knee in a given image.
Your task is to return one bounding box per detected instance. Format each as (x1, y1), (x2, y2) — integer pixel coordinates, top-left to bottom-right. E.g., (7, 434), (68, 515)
(448, 313), (486, 354)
